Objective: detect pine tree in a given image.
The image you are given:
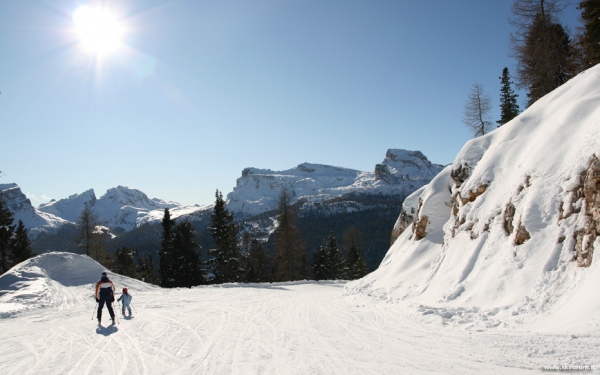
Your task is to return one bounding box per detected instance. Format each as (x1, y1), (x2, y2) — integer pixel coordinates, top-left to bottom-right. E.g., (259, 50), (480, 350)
(159, 208), (175, 287)
(245, 239), (272, 283)
(11, 220), (34, 267)
(209, 190), (241, 284)
(312, 233), (345, 280)
(463, 82), (493, 137)
(114, 246), (138, 278)
(0, 194), (16, 274)
(137, 255), (158, 284)
(172, 220), (202, 287)
(510, 0), (575, 106)
(578, 0), (600, 67)
(497, 67), (521, 126)
(312, 243), (328, 281)
(273, 189), (307, 281)
(346, 242), (368, 280)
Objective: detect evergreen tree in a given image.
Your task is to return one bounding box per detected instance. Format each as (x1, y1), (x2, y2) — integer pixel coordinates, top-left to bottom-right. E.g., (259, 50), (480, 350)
(209, 190), (241, 284)
(312, 233), (345, 280)
(113, 246), (138, 278)
(11, 220), (34, 267)
(273, 189), (307, 281)
(312, 243), (328, 281)
(159, 208), (176, 287)
(0, 194), (16, 274)
(510, 0), (575, 106)
(497, 67), (521, 126)
(346, 242), (368, 280)
(171, 220), (202, 287)
(326, 233), (346, 279)
(245, 239), (272, 283)
(137, 255), (158, 284)
(463, 82), (493, 137)
(578, 0), (600, 67)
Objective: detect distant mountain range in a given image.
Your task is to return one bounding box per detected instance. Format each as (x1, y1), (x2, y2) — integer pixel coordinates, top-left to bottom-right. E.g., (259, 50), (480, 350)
(1, 149), (444, 269)
(1, 149), (443, 237)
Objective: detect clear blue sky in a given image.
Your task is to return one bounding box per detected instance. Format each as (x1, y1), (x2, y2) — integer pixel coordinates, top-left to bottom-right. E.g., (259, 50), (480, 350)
(0, 0), (581, 206)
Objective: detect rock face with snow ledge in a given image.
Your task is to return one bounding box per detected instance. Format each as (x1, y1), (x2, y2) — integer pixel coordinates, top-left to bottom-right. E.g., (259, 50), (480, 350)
(227, 149), (444, 218)
(347, 65), (600, 332)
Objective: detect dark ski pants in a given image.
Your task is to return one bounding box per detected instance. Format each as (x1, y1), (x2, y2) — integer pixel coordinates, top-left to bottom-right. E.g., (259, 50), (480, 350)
(97, 298), (115, 321)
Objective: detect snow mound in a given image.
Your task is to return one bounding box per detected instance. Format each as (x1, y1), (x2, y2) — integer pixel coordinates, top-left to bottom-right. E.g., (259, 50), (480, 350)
(0, 252), (156, 318)
(346, 64), (600, 334)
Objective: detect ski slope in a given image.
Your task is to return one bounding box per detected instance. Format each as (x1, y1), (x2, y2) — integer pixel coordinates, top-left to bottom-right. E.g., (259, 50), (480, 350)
(1, 253), (598, 374)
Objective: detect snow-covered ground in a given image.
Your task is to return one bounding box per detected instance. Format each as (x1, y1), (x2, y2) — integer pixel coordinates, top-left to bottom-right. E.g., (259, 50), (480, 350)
(1, 253), (598, 374)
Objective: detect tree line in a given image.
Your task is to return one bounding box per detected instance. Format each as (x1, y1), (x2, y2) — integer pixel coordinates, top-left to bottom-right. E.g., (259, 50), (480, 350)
(0, 193), (34, 274)
(0, 187), (369, 284)
(154, 189), (369, 288)
(463, 0), (600, 137)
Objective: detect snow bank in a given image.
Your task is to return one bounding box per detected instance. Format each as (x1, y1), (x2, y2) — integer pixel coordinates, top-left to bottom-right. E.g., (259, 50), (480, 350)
(0, 252), (156, 318)
(347, 64), (600, 334)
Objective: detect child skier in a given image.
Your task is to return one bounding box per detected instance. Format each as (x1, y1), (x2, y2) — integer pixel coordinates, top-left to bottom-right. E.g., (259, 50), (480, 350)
(117, 287), (133, 317)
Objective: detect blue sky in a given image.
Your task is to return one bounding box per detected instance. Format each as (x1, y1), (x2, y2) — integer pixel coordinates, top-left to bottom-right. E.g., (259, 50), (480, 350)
(0, 0), (581, 206)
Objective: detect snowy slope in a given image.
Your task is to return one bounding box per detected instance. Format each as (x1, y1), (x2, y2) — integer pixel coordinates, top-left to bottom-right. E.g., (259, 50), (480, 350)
(1, 252), (598, 374)
(227, 149), (444, 217)
(347, 65), (600, 334)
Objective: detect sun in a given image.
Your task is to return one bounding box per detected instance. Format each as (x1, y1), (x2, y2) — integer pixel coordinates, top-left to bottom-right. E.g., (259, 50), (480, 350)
(72, 5), (123, 56)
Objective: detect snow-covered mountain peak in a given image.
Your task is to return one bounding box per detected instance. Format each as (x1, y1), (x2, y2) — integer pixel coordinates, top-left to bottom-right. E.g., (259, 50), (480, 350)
(38, 189), (97, 223)
(227, 149), (444, 218)
(0, 184), (68, 237)
(98, 185), (175, 210)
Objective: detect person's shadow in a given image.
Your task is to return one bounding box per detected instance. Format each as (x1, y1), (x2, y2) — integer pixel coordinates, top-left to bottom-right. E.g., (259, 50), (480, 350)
(96, 324), (119, 336)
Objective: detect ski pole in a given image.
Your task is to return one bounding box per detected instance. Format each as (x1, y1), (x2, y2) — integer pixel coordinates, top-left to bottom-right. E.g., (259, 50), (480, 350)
(131, 303), (137, 314)
(91, 302), (97, 320)
(113, 300), (119, 324)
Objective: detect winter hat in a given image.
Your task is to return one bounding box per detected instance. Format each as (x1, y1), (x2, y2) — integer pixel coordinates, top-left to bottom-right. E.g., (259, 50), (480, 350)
(123, 288), (128, 293)
(102, 272), (107, 277)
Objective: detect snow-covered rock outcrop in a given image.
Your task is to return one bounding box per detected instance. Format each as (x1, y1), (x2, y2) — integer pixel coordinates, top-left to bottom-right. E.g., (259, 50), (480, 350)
(28, 185), (202, 234)
(0, 183), (68, 237)
(347, 64), (600, 332)
(227, 149), (444, 217)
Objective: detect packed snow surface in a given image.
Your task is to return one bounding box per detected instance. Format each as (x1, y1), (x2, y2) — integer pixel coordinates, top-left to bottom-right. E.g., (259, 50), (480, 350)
(1, 253), (598, 374)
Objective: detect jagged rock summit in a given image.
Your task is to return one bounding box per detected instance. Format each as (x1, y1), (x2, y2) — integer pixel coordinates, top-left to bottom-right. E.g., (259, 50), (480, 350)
(0, 183), (68, 237)
(347, 64), (600, 333)
(37, 185), (184, 233)
(226, 149), (444, 217)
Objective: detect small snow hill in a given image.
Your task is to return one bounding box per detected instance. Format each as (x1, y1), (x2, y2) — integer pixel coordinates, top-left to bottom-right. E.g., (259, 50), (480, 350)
(346, 64), (600, 334)
(0, 252), (156, 318)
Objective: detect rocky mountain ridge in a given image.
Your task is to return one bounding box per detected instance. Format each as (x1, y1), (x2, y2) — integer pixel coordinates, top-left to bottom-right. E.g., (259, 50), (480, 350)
(1, 149), (443, 239)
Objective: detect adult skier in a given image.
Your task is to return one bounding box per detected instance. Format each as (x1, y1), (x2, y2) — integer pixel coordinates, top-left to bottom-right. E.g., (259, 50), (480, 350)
(95, 271), (116, 324)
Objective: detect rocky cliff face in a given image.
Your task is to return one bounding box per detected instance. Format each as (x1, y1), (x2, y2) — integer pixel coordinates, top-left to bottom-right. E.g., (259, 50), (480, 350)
(347, 64), (600, 330)
(0, 184), (68, 237)
(227, 149), (444, 218)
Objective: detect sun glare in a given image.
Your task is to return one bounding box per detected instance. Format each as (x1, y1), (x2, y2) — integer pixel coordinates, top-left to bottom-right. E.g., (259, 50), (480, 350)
(72, 5), (123, 56)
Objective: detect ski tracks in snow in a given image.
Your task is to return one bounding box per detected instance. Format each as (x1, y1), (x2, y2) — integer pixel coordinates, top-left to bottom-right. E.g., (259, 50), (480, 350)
(1, 281), (599, 374)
